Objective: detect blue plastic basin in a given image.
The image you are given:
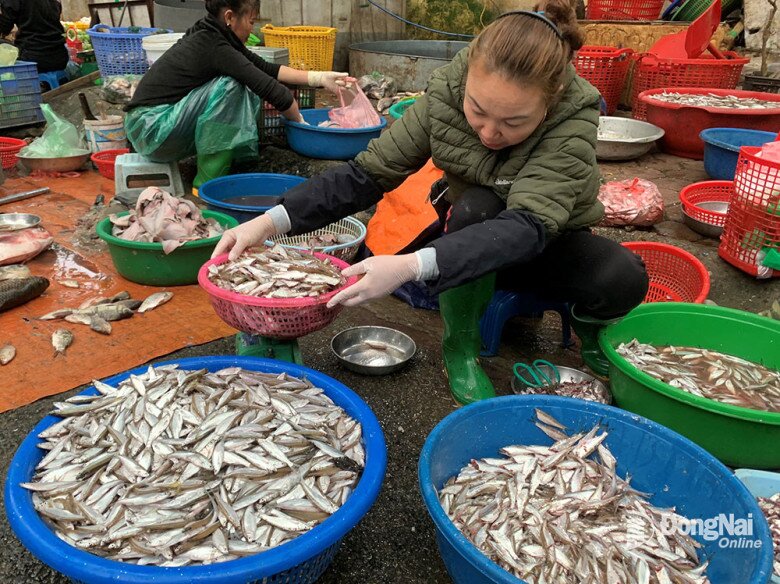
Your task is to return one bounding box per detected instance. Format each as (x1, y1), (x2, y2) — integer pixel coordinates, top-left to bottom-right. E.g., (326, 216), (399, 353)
(418, 395), (773, 584)
(198, 173), (307, 223)
(284, 108), (387, 161)
(5, 356), (387, 584)
(700, 128), (778, 180)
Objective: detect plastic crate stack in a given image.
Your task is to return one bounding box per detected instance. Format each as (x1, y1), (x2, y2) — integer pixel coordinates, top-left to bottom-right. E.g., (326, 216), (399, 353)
(258, 85), (317, 141)
(573, 46), (634, 115)
(586, 0), (666, 19)
(630, 52), (749, 120)
(0, 61), (44, 130)
(719, 146), (780, 278)
(87, 26), (171, 77)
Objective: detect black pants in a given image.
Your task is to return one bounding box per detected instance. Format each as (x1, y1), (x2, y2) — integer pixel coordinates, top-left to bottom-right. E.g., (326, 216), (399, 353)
(403, 184), (649, 320)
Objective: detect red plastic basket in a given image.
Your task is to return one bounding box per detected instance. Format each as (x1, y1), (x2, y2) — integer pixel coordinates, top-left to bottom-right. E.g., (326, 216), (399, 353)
(719, 146), (780, 278)
(586, 0), (665, 20)
(622, 241), (710, 303)
(574, 46), (634, 115)
(198, 252), (358, 339)
(90, 148), (129, 180)
(0, 137), (26, 170)
(630, 52), (749, 120)
(679, 180), (733, 228)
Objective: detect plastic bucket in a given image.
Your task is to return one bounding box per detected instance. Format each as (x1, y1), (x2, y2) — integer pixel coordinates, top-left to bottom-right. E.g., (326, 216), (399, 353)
(283, 108), (386, 160)
(198, 173), (307, 223)
(700, 128), (778, 180)
(84, 116), (127, 152)
(142, 32), (184, 64)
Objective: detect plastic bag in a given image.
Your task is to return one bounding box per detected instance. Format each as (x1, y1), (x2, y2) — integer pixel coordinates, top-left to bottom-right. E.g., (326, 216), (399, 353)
(756, 140), (780, 164)
(19, 104), (87, 158)
(102, 75), (142, 104)
(598, 178), (664, 227)
(0, 44), (18, 66)
(124, 76), (260, 162)
(328, 78), (382, 129)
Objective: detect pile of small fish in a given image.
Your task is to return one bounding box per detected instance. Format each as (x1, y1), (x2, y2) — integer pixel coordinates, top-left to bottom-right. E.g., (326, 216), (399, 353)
(25, 291), (174, 359)
(110, 188), (224, 254)
(616, 340), (780, 413)
(340, 340), (407, 368)
(649, 92), (779, 109)
(376, 92), (424, 115)
(208, 244), (345, 299)
(23, 365), (363, 566)
(304, 233), (355, 249)
(757, 494), (780, 577)
(439, 410), (710, 583)
(513, 379), (611, 404)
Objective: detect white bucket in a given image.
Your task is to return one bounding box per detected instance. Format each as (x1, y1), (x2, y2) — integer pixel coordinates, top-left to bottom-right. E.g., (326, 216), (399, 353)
(84, 116), (127, 153)
(142, 33), (185, 65)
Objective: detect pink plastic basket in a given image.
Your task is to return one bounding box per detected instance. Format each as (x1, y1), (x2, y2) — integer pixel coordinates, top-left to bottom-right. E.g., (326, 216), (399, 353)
(198, 252), (358, 339)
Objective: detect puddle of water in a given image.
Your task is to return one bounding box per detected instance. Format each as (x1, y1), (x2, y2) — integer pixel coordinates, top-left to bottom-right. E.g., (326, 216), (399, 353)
(50, 244), (112, 294)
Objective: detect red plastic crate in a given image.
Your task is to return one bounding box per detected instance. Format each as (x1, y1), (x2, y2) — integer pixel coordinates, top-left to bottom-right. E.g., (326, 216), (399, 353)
(719, 146), (780, 278)
(258, 85), (317, 141)
(679, 180), (733, 228)
(586, 0), (665, 20)
(622, 241), (710, 303)
(630, 52), (749, 120)
(0, 137), (26, 170)
(574, 46), (634, 115)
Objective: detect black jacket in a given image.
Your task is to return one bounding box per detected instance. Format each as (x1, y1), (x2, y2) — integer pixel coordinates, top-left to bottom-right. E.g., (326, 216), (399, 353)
(127, 15), (292, 112)
(0, 0), (68, 73)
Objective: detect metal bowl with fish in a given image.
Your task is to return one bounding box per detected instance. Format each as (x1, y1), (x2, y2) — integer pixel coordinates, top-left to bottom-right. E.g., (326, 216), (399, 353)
(510, 364), (611, 404)
(5, 356), (387, 584)
(331, 326), (416, 376)
(596, 116), (664, 161)
(0, 213), (41, 232)
(198, 247), (359, 339)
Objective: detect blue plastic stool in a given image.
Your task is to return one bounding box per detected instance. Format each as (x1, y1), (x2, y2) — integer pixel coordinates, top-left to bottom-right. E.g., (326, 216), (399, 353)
(39, 70), (68, 91)
(479, 290), (573, 356)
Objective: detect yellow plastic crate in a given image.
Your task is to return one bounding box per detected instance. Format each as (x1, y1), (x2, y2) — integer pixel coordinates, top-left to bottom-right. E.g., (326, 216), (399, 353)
(260, 25), (336, 71)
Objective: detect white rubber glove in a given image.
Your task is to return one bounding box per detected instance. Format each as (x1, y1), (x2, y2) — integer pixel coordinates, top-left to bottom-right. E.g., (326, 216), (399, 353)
(307, 71), (349, 94)
(211, 214), (277, 261)
(326, 254), (422, 308)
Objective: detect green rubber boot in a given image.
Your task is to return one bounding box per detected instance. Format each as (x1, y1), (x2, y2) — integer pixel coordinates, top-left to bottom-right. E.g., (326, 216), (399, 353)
(439, 274), (497, 405)
(570, 305), (623, 377)
(193, 150), (233, 195)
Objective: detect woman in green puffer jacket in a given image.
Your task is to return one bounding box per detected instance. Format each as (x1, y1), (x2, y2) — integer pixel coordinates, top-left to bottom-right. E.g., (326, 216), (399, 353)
(214, 0), (649, 404)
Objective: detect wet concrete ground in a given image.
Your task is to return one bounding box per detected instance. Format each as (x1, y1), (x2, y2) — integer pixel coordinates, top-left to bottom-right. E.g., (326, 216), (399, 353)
(0, 97), (778, 582)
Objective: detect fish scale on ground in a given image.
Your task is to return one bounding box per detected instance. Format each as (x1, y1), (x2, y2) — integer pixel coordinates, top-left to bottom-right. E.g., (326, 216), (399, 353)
(438, 409), (710, 584)
(22, 365), (364, 566)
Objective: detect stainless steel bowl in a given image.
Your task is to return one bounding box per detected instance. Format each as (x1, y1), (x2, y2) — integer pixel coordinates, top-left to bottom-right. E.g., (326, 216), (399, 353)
(682, 201), (729, 239)
(511, 365), (611, 404)
(18, 151), (91, 173)
(596, 117), (665, 161)
(0, 213), (41, 231)
(331, 326), (416, 376)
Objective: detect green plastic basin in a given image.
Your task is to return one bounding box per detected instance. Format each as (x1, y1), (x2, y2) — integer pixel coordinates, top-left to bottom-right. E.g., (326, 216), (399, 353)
(388, 98), (418, 120)
(599, 303), (780, 469)
(95, 210), (238, 286)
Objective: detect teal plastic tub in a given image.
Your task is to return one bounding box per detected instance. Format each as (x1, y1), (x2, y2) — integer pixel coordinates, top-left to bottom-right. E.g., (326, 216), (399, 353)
(95, 210), (238, 286)
(599, 303), (780, 468)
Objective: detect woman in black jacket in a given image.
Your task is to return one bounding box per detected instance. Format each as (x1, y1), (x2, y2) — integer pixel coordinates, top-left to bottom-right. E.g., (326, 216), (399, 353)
(0, 0), (68, 73)
(125, 0), (346, 190)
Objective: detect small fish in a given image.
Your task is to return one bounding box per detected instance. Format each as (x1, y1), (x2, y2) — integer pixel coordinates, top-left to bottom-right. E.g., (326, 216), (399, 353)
(89, 316), (112, 335)
(60, 279), (80, 288)
(0, 276), (49, 312)
(111, 299), (142, 311)
(138, 291), (173, 313)
(65, 313), (93, 326)
(0, 343), (16, 365)
(78, 304), (134, 322)
(52, 329), (74, 356)
(39, 308), (74, 320)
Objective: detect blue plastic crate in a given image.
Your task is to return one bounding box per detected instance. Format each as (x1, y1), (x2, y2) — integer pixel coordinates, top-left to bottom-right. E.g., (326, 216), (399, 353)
(0, 61), (40, 97)
(0, 89), (43, 129)
(87, 26), (172, 76)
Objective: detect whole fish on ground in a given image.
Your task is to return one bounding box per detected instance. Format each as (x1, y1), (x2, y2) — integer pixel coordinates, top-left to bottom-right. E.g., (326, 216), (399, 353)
(23, 365), (364, 566)
(0, 343), (15, 365)
(51, 329), (74, 356)
(138, 291), (173, 313)
(208, 244), (345, 299)
(617, 339), (780, 413)
(438, 409), (710, 583)
(66, 313), (112, 335)
(757, 494), (780, 577)
(0, 276), (49, 312)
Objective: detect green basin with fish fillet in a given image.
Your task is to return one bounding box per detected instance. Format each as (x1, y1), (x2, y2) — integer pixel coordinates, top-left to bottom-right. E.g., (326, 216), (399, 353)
(95, 211), (238, 286)
(599, 303), (780, 468)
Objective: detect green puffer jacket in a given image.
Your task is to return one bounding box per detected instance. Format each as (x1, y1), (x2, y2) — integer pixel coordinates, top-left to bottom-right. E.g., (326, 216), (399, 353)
(355, 47), (604, 236)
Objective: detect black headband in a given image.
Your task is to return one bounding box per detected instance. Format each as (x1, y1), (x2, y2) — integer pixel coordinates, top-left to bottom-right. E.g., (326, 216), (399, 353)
(494, 10), (563, 40)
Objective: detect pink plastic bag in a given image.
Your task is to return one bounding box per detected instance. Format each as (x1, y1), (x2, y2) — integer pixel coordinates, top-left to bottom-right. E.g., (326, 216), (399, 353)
(756, 140), (780, 164)
(598, 178), (664, 227)
(328, 77), (382, 129)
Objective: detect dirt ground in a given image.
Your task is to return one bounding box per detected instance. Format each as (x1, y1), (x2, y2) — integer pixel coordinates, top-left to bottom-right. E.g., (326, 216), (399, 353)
(0, 87), (777, 583)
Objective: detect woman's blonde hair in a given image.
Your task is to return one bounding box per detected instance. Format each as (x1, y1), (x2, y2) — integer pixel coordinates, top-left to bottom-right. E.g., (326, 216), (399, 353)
(469, 0), (584, 103)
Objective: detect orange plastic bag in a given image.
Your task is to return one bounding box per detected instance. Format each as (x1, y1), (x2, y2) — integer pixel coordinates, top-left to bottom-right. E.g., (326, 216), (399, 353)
(328, 77), (382, 128)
